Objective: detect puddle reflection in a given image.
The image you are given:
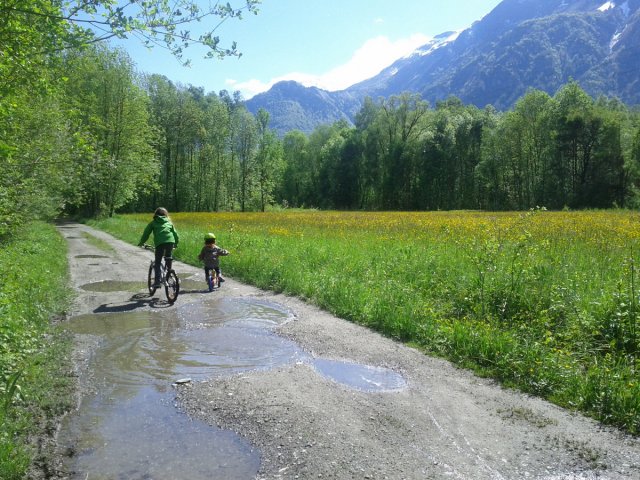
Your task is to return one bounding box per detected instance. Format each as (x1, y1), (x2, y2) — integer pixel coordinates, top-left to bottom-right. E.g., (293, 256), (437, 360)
(313, 358), (407, 392)
(60, 300), (300, 479)
(61, 295), (407, 478)
(59, 385), (259, 480)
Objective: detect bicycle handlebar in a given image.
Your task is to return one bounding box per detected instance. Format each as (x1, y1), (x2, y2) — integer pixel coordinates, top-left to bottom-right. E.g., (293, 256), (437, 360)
(142, 244), (177, 251)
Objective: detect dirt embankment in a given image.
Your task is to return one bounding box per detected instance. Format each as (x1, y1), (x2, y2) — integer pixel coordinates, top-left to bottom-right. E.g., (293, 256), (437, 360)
(58, 223), (640, 479)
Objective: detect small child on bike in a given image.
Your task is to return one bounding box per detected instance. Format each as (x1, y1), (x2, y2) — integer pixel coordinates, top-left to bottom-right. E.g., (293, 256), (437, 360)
(198, 232), (229, 288)
(137, 207), (180, 287)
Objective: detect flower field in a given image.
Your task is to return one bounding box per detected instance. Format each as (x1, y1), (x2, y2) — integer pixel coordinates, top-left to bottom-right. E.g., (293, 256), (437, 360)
(91, 209), (640, 433)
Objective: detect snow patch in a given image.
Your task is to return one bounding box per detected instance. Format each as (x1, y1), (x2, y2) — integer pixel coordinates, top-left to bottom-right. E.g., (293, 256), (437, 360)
(610, 31), (622, 50)
(598, 1), (616, 11)
(416, 30), (461, 57)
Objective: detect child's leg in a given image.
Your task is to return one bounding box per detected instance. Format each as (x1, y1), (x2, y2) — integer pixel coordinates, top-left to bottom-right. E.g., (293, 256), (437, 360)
(158, 243), (174, 272)
(215, 267), (224, 281)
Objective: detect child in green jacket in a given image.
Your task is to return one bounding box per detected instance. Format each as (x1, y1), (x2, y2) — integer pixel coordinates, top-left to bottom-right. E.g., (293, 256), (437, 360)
(138, 207), (180, 287)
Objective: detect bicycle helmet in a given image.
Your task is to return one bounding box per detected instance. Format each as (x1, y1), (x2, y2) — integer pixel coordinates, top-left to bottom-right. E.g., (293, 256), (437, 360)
(204, 232), (216, 241)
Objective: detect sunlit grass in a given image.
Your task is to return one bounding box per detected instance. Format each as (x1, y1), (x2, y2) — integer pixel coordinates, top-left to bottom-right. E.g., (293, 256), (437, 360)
(0, 222), (73, 479)
(91, 209), (640, 434)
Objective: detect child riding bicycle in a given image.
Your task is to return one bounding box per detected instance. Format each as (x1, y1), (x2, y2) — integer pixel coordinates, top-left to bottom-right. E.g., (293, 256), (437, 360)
(198, 232), (229, 290)
(138, 207), (179, 287)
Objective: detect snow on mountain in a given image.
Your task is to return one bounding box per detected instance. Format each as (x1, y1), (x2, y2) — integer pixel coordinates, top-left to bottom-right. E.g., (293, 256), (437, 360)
(599, 1), (616, 12)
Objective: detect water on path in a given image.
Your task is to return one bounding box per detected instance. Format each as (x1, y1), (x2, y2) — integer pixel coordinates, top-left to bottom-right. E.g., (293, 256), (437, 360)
(59, 295), (406, 478)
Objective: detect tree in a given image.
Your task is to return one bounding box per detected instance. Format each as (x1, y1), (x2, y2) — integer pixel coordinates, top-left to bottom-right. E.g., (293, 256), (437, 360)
(477, 90), (555, 210)
(279, 131), (309, 207)
(63, 45), (157, 216)
(552, 82), (623, 208)
(254, 109), (284, 211)
(0, 0), (260, 94)
(201, 93), (232, 211)
(232, 107), (257, 211)
(629, 124), (640, 207)
(378, 93), (429, 209)
(0, 88), (84, 236)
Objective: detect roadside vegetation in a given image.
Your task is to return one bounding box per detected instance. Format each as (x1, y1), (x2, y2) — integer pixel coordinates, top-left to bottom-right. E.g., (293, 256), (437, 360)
(0, 223), (74, 480)
(92, 209), (640, 435)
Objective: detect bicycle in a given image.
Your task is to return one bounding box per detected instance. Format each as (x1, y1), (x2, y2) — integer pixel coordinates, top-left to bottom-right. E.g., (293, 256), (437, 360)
(206, 268), (220, 292)
(142, 244), (180, 304)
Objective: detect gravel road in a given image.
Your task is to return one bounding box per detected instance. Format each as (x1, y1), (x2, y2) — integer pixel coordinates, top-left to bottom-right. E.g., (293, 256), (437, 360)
(59, 223), (640, 480)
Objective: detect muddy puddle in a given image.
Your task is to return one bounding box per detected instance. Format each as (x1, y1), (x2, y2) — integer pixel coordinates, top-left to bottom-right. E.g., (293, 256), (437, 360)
(60, 296), (406, 478)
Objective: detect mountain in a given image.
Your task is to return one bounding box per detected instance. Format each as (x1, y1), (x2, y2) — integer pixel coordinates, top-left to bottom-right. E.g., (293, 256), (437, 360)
(245, 0), (640, 135)
(244, 81), (360, 134)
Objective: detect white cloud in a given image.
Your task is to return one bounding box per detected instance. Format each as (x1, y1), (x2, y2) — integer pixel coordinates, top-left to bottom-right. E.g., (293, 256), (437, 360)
(230, 33), (430, 100)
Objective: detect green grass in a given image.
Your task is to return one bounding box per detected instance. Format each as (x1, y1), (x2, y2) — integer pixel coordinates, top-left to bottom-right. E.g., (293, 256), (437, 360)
(0, 222), (74, 479)
(89, 210), (640, 434)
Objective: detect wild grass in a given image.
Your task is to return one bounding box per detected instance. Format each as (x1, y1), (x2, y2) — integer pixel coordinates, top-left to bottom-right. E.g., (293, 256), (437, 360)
(90, 209), (640, 434)
(0, 222), (74, 479)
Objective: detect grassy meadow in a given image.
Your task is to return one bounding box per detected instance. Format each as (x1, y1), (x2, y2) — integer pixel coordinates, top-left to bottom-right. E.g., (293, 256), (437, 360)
(91, 209), (640, 434)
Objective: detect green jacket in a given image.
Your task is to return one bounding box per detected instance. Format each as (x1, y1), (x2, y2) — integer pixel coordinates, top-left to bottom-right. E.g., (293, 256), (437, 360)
(138, 215), (179, 247)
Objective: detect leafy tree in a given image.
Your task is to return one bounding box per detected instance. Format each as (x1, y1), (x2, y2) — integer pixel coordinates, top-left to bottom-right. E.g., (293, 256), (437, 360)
(477, 90), (555, 209)
(63, 45), (157, 217)
(279, 130), (309, 207)
(0, 0), (260, 94)
(201, 92), (232, 211)
(551, 81), (627, 208)
(625, 121), (640, 207)
(332, 128), (364, 209)
(377, 93), (429, 209)
(232, 107), (257, 211)
(355, 97), (384, 209)
(254, 109), (284, 211)
(0, 90), (83, 236)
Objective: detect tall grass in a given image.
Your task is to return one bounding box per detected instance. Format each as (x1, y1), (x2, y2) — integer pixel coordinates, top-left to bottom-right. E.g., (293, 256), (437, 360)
(91, 209), (640, 434)
(0, 222), (73, 479)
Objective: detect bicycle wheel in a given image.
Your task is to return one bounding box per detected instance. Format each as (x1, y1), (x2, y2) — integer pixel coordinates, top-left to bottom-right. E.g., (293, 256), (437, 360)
(207, 272), (214, 292)
(165, 270), (180, 304)
(215, 272), (221, 288)
(148, 262), (157, 295)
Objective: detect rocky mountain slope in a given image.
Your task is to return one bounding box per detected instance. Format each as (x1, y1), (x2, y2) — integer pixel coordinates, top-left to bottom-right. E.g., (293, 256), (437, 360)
(246, 0), (640, 135)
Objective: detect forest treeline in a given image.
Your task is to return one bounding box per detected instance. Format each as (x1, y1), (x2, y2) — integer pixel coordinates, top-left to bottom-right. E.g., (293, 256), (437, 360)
(3, 42), (640, 237)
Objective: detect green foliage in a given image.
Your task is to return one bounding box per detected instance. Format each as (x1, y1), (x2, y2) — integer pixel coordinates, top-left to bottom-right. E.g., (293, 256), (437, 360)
(276, 84), (639, 211)
(0, 0), (262, 231)
(0, 87), (83, 236)
(0, 0), (260, 94)
(0, 222), (73, 478)
(129, 79), (287, 214)
(62, 45), (159, 217)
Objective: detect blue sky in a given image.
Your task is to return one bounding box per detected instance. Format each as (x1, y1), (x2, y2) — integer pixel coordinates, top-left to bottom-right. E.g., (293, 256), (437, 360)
(112, 0), (503, 99)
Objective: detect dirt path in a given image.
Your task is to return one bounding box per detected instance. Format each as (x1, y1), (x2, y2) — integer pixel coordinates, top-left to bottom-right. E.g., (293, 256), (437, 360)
(59, 223), (640, 480)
